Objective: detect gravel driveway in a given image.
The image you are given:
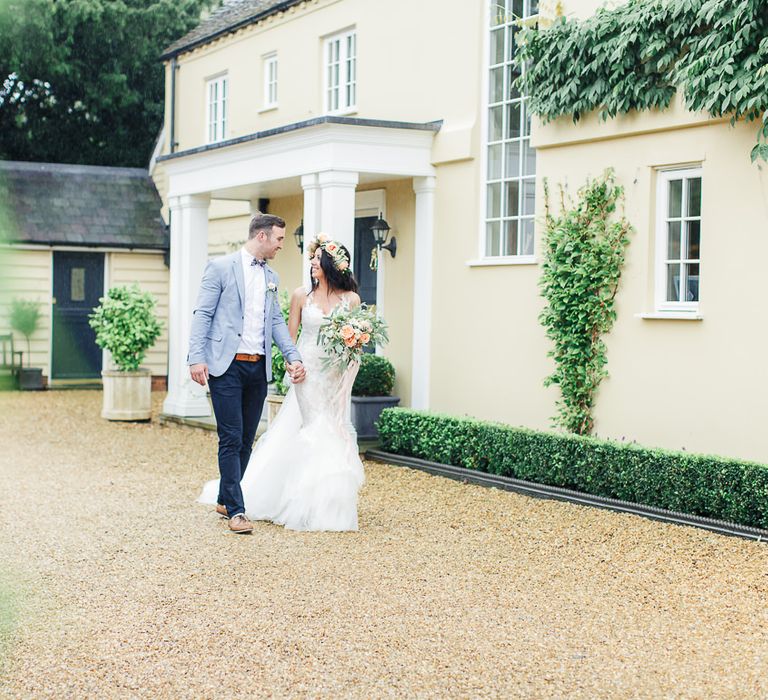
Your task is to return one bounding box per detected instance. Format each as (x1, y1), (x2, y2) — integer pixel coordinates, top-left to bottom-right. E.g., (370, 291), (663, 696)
(1, 391), (767, 699)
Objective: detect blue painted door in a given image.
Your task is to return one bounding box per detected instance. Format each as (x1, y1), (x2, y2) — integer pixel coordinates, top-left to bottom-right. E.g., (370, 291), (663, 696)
(52, 252), (104, 378)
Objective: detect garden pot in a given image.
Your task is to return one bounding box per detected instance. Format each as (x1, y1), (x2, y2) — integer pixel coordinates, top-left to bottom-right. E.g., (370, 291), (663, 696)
(18, 367), (45, 391)
(101, 367), (152, 421)
(350, 396), (400, 440)
(266, 393), (285, 425)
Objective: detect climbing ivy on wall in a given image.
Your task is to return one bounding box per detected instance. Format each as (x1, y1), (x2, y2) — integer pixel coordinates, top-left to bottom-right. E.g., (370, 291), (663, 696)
(539, 171), (632, 436)
(516, 0), (768, 161)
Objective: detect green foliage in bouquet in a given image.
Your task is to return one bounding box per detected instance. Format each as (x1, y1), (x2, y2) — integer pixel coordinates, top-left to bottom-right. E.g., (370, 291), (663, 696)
(317, 303), (389, 371)
(271, 290), (291, 395)
(352, 354), (395, 397)
(539, 171), (632, 436)
(9, 298), (40, 367)
(88, 284), (162, 372)
(515, 0), (768, 162)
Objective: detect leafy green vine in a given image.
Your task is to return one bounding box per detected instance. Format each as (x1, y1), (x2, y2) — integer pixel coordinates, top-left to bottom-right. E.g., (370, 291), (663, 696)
(539, 171), (632, 435)
(516, 0), (768, 161)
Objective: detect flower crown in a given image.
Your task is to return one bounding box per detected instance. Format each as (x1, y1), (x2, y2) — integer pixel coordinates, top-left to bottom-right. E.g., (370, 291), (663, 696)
(307, 233), (350, 274)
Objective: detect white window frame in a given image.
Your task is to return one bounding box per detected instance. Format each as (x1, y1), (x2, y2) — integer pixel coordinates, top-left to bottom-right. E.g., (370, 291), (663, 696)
(263, 53), (278, 109)
(478, 0), (540, 263)
(206, 74), (228, 144)
(654, 166), (703, 314)
(324, 29), (356, 115)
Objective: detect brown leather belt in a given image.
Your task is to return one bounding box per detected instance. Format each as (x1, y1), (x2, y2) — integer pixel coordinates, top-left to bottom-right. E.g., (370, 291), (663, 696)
(234, 353), (263, 363)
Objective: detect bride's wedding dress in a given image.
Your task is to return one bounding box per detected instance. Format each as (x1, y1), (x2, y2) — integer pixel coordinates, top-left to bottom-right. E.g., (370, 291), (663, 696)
(198, 296), (364, 531)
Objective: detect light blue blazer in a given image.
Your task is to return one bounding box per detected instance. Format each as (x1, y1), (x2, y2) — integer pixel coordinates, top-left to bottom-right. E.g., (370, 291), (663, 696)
(187, 252), (301, 380)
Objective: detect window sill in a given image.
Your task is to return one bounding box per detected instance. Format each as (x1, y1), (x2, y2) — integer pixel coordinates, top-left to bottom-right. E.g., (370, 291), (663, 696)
(466, 256), (537, 267)
(636, 312), (703, 321)
(258, 104), (278, 114)
(325, 107), (358, 117)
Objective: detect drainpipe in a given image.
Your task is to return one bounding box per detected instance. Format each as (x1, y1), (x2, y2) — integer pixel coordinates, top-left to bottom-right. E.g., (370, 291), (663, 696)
(170, 57), (178, 154)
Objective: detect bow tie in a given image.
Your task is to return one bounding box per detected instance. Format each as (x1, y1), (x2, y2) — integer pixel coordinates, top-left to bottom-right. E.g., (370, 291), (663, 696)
(251, 258), (266, 267)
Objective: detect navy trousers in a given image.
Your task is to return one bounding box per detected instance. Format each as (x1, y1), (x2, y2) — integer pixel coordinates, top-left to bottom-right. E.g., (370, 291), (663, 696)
(208, 358), (268, 517)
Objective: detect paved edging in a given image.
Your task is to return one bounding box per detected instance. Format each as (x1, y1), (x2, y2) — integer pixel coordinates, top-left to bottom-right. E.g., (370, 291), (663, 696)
(365, 449), (768, 543)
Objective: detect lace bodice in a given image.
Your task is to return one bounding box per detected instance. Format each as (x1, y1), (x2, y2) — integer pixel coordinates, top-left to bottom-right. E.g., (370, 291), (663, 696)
(293, 294), (357, 426)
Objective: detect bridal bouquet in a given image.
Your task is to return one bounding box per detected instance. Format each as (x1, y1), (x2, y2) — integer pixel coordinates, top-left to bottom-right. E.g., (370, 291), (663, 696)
(317, 304), (389, 370)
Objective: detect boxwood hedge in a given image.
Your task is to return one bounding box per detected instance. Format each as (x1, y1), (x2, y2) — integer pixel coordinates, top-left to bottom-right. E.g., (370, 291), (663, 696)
(377, 408), (768, 530)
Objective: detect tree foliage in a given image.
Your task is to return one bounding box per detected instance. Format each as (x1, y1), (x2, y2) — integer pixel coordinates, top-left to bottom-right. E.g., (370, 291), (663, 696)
(539, 172), (632, 436)
(9, 298), (41, 366)
(0, 0), (219, 167)
(516, 0), (768, 161)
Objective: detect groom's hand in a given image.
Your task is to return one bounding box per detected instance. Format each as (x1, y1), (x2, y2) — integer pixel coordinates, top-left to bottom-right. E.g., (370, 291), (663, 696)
(286, 361), (306, 384)
(190, 363), (209, 386)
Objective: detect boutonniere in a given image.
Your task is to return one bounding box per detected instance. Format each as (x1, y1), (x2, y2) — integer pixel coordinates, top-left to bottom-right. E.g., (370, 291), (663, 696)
(267, 282), (278, 293)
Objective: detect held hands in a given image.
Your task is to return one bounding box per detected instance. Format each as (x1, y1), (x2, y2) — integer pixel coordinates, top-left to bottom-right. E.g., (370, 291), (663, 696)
(286, 361), (306, 384)
(190, 363), (209, 386)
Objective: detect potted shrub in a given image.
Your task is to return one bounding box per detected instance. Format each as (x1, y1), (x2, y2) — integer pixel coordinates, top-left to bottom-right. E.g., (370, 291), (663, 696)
(351, 354), (399, 440)
(9, 298), (45, 390)
(88, 284), (162, 421)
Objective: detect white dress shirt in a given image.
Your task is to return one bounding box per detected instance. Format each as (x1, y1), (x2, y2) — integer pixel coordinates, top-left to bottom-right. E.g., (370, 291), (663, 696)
(237, 248), (266, 354)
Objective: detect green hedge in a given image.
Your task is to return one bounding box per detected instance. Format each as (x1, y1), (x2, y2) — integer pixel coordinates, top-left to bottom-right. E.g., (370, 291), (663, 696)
(377, 409), (768, 530)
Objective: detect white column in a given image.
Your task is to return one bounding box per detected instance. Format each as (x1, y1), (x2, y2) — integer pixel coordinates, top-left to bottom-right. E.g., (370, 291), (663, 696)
(411, 176), (436, 410)
(318, 170), (358, 262)
(301, 173), (321, 290)
(163, 193), (212, 417)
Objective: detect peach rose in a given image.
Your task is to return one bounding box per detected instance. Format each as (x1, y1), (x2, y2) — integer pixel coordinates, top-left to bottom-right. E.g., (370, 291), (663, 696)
(360, 333), (371, 344)
(337, 260), (349, 271)
(340, 324), (355, 340)
(344, 336), (357, 347)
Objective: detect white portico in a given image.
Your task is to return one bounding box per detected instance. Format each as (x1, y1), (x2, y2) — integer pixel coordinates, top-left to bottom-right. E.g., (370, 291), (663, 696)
(158, 116), (439, 418)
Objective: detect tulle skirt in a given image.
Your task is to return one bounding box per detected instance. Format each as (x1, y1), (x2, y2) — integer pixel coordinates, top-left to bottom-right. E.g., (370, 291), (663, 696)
(198, 374), (364, 532)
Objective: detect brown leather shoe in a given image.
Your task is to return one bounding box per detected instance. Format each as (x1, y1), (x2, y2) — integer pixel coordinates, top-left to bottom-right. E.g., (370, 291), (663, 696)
(215, 504), (228, 518)
(228, 514), (254, 534)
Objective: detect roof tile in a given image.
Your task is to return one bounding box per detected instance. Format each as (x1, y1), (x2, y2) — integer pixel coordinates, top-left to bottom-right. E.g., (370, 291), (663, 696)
(0, 161), (168, 250)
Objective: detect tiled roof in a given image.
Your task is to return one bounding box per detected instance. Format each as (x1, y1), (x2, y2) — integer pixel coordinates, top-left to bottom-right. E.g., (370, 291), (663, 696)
(161, 0), (305, 60)
(0, 161), (168, 250)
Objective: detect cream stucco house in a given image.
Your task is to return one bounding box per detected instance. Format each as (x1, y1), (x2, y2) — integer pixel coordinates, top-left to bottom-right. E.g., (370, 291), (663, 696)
(153, 0), (768, 463)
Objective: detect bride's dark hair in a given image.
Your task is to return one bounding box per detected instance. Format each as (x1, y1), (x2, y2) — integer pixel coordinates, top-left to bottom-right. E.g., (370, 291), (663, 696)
(311, 244), (359, 294)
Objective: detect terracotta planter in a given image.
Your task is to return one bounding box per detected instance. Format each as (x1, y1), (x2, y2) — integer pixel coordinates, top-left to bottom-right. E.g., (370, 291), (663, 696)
(101, 368), (152, 421)
(351, 396), (400, 440)
(266, 393), (285, 425)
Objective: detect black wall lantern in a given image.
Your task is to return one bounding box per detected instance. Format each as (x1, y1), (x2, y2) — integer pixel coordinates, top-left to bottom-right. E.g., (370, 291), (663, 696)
(293, 219), (304, 252)
(371, 213), (396, 258)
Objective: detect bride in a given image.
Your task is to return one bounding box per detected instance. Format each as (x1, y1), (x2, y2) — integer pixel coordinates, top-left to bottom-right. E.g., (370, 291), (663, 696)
(199, 236), (365, 531)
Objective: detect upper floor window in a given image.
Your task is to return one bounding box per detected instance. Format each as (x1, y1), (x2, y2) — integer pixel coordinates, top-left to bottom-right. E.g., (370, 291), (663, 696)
(263, 53), (278, 109)
(206, 74), (227, 143)
(484, 0), (539, 258)
(324, 29), (356, 114)
(655, 167), (702, 312)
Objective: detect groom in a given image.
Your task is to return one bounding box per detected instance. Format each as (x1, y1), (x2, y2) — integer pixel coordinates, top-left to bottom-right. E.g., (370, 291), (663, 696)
(188, 213), (305, 534)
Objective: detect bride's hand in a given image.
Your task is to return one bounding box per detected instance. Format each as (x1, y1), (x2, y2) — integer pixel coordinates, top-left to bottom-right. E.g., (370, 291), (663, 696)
(286, 361), (306, 383)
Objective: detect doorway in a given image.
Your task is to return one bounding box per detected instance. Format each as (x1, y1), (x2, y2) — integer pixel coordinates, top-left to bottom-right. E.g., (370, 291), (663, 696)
(52, 251), (104, 379)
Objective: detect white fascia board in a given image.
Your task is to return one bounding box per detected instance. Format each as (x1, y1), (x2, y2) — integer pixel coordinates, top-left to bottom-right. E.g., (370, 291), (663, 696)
(165, 123), (436, 198)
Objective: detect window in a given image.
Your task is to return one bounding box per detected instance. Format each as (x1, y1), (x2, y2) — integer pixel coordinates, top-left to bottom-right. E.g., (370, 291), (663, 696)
(484, 0), (539, 258)
(263, 53), (278, 108)
(655, 168), (702, 311)
(206, 75), (227, 143)
(324, 30), (356, 114)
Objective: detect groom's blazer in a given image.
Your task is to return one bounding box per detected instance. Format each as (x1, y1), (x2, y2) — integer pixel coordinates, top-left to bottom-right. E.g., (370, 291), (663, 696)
(187, 252), (301, 380)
